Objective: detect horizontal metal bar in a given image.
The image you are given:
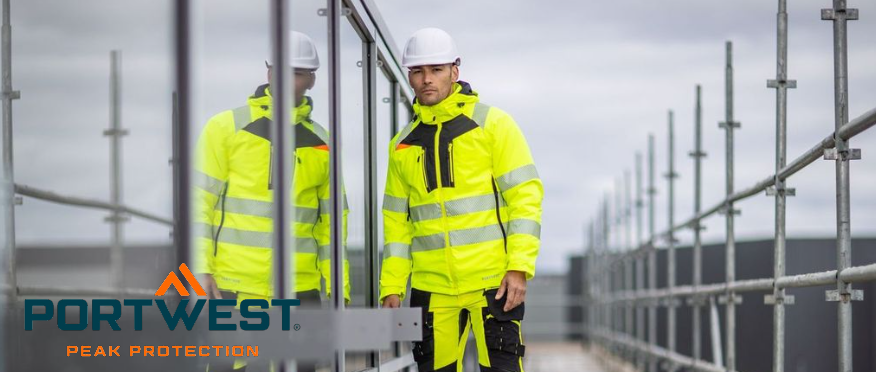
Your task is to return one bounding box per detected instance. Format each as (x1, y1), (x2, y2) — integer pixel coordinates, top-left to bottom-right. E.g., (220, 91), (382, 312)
(12, 285), (162, 298)
(354, 352), (416, 372)
(597, 262), (876, 304)
(591, 328), (732, 372)
(14, 183), (173, 226)
(838, 262), (876, 283)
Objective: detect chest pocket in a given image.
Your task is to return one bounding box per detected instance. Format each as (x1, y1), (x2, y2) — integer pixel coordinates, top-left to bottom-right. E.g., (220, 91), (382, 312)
(397, 114), (480, 193)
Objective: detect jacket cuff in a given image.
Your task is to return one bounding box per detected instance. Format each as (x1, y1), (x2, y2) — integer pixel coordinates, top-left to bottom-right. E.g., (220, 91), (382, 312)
(379, 286), (406, 303)
(506, 263), (535, 281)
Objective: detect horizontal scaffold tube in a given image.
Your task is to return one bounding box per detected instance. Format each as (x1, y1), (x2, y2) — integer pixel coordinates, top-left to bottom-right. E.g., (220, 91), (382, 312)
(597, 262), (876, 304)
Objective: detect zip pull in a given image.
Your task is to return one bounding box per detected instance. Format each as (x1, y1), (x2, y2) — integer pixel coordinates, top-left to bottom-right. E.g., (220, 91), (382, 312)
(268, 144), (274, 190)
(448, 142), (454, 184)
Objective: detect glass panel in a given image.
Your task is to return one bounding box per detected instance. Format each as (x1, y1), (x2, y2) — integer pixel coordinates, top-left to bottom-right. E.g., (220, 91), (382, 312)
(4, 0), (174, 370)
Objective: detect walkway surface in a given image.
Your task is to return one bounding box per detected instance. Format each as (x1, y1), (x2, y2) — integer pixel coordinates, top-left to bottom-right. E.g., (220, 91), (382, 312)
(523, 342), (608, 372)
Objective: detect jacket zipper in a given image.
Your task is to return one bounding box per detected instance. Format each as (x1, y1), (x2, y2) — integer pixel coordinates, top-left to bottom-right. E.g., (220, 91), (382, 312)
(267, 144), (274, 189)
(434, 123), (457, 289)
(214, 183), (229, 256)
(448, 142), (454, 185)
(419, 152), (428, 192)
(491, 179), (508, 253)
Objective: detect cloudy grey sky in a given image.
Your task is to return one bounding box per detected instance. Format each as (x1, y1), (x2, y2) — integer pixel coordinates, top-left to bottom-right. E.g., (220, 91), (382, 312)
(3, 0), (876, 275)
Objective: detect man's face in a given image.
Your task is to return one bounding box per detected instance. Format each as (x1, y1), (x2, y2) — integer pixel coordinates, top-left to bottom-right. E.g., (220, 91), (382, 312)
(408, 63), (458, 106)
(293, 69), (316, 104)
(267, 66), (316, 105)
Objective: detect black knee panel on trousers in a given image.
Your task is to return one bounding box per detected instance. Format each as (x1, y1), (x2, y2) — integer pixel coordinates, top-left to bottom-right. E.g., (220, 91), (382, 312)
(481, 288), (525, 372)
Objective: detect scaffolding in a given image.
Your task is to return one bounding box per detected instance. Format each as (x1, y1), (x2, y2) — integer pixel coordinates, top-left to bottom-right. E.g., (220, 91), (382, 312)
(585, 1), (876, 372)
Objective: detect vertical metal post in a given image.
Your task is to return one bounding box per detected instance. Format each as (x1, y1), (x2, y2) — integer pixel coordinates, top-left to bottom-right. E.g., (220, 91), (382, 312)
(327, 0), (346, 370)
(647, 134), (657, 372)
(624, 170), (633, 356)
(1, 1), (18, 369)
(821, 1), (860, 371)
(587, 220), (595, 345)
(690, 85), (705, 364)
(362, 36), (379, 370)
(1, 0), (19, 305)
(269, 0), (291, 301)
(105, 50), (128, 294)
(719, 40), (741, 372)
(390, 82), (400, 137)
(387, 81), (404, 370)
(602, 195), (612, 354)
(767, 2), (796, 371)
(269, 2), (293, 371)
(171, 0), (192, 286)
(635, 153), (645, 369)
(665, 111), (678, 370)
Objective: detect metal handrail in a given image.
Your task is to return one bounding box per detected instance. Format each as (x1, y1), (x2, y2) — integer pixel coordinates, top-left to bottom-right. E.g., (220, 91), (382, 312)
(597, 105), (876, 269)
(14, 183), (173, 226)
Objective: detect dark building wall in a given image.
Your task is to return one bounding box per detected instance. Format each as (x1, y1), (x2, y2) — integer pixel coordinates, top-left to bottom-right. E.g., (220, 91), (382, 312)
(573, 238), (876, 372)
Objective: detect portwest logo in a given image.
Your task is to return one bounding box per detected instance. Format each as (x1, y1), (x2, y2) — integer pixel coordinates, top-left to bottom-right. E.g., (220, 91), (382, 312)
(24, 263), (301, 332)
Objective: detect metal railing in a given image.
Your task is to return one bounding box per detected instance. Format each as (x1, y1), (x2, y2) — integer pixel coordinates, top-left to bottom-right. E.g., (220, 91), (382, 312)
(584, 1), (875, 372)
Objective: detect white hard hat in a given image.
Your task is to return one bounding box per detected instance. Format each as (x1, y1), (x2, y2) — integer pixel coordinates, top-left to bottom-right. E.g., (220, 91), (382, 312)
(267, 31), (320, 70)
(401, 28), (460, 68)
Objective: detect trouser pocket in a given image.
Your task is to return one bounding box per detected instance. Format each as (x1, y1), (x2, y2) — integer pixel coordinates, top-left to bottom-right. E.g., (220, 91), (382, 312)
(481, 288), (525, 372)
(410, 288), (436, 371)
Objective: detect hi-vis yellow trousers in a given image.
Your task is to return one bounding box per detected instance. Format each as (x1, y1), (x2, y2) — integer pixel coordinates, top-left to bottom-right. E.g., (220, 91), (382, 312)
(410, 287), (526, 372)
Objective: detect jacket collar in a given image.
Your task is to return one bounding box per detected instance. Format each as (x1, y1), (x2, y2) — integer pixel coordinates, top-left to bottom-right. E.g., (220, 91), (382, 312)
(248, 83), (313, 124)
(412, 81), (480, 124)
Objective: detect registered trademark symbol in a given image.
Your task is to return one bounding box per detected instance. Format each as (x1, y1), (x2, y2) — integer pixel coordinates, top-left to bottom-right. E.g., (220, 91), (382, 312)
(293, 324), (301, 331)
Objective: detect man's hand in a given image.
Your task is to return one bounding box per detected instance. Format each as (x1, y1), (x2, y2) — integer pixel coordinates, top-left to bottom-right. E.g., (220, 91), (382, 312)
(197, 274), (222, 299)
(382, 294), (401, 308)
(495, 270), (527, 312)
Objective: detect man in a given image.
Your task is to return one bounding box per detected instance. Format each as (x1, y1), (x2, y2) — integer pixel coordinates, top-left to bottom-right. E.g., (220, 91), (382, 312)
(193, 30), (349, 371)
(380, 28), (543, 372)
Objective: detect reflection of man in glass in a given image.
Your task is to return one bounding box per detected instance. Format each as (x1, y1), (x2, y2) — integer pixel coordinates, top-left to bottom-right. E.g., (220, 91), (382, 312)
(193, 30), (349, 370)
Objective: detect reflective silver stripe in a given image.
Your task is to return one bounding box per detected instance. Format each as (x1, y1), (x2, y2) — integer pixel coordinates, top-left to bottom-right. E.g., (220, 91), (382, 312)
(232, 106), (252, 131)
(395, 119), (418, 145)
(445, 193), (505, 217)
(409, 194), (505, 223)
(318, 244), (346, 261)
(215, 226), (273, 249)
(308, 120), (330, 143)
(212, 226), (319, 252)
(496, 164), (539, 191)
(319, 196), (350, 214)
(297, 238), (319, 254)
(382, 195), (409, 214)
(410, 203), (441, 222)
(219, 197), (319, 224)
(194, 171), (225, 195)
(412, 233), (446, 252)
(471, 103), (491, 128)
(221, 196), (272, 218)
(295, 207), (319, 224)
(194, 222), (215, 239)
(449, 223), (505, 247)
(383, 243), (412, 260)
(508, 219), (541, 239)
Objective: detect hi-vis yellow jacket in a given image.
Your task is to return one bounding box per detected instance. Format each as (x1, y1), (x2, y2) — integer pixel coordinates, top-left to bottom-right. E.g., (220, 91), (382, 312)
(380, 81), (543, 301)
(194, 84), (349, 301)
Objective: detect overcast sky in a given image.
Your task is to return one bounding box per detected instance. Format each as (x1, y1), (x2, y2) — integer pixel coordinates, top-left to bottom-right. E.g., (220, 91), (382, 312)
(3, 0), (876, 275)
